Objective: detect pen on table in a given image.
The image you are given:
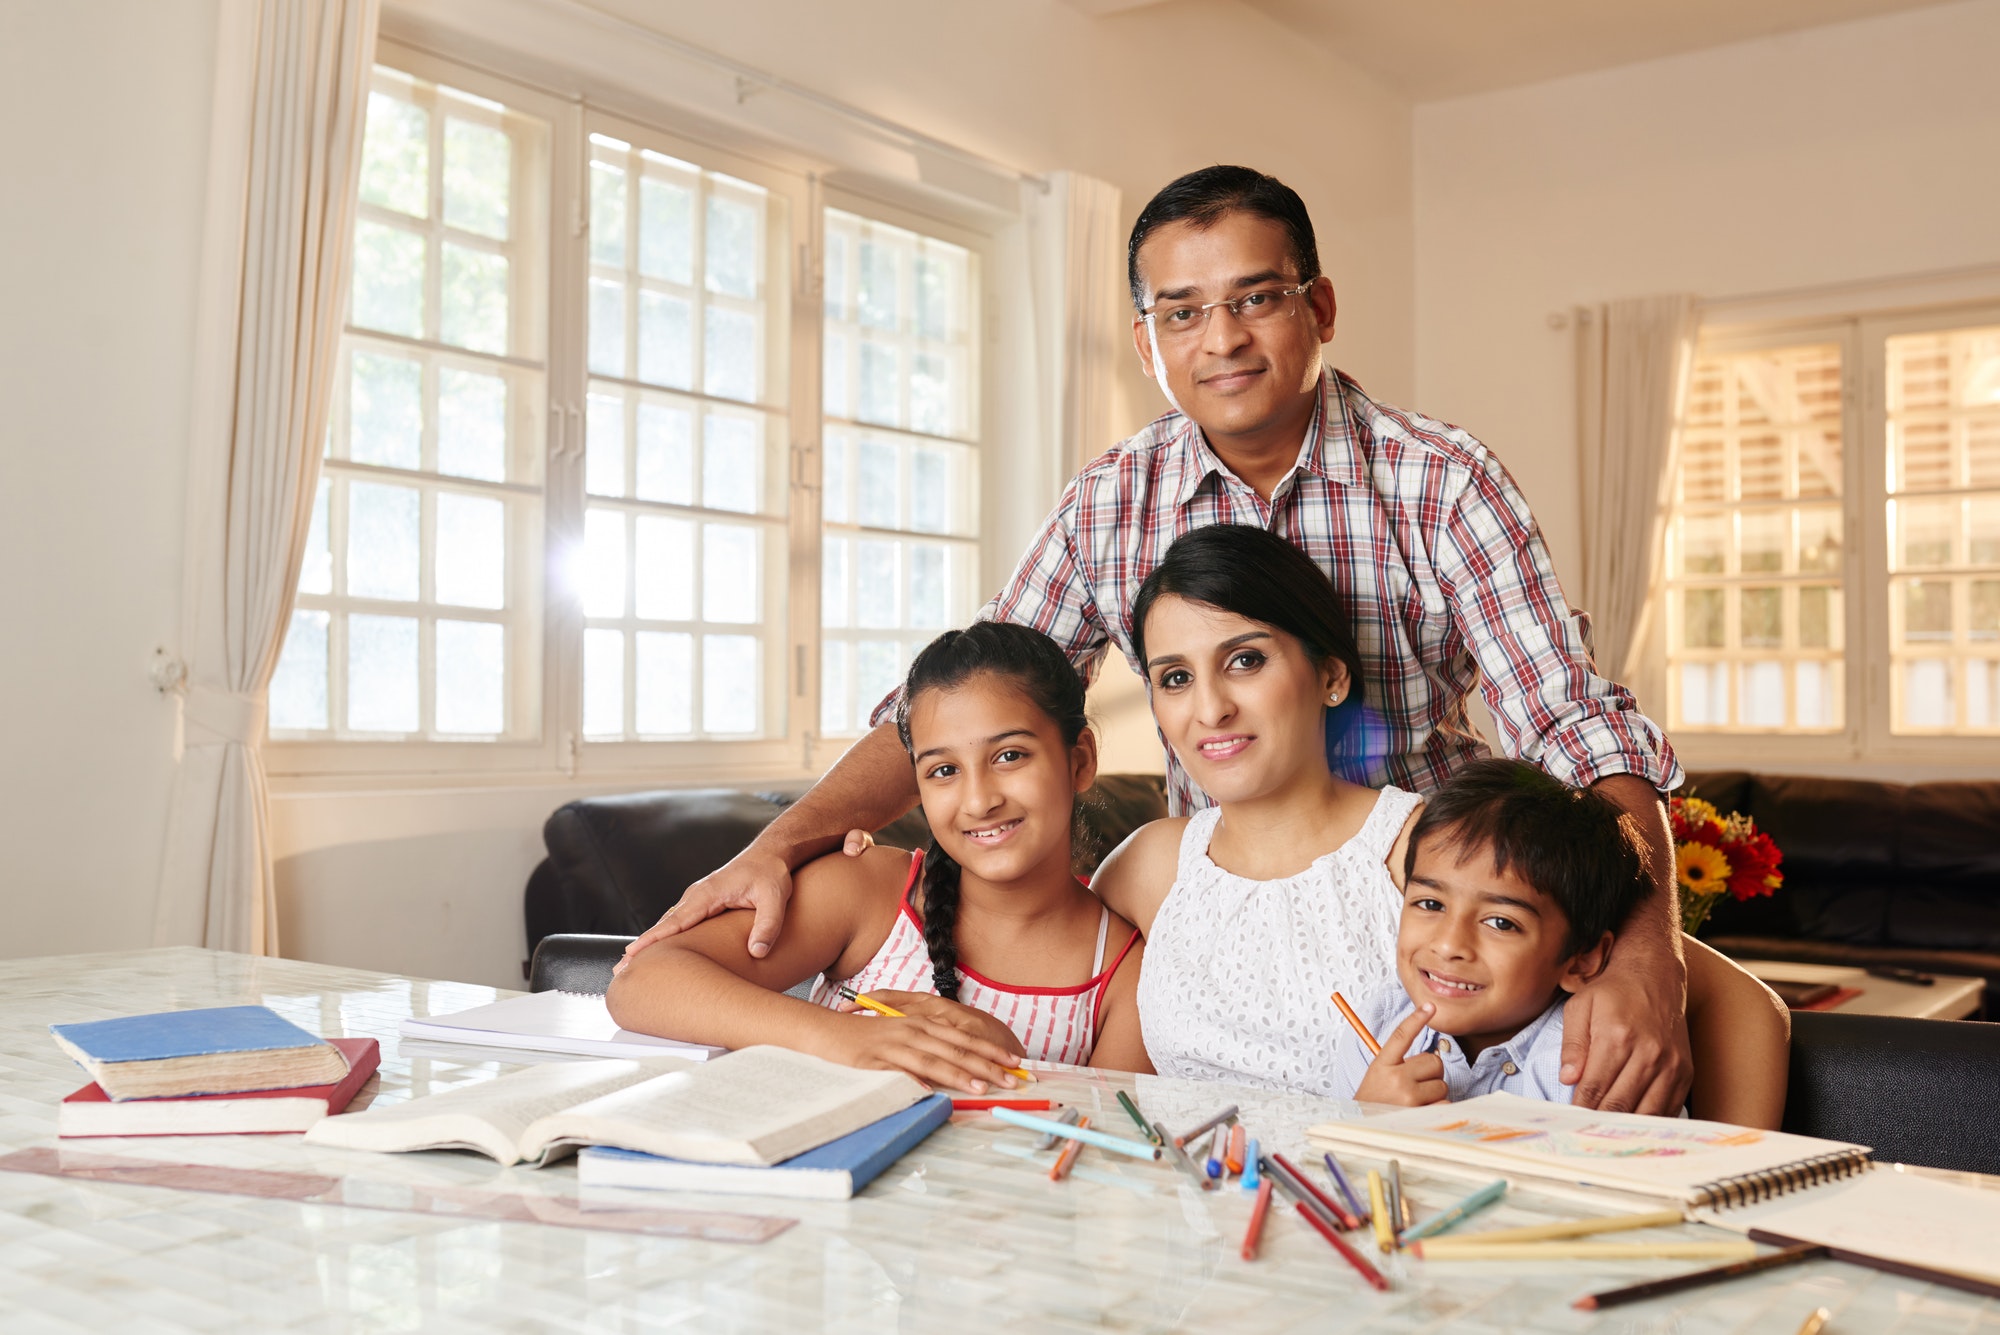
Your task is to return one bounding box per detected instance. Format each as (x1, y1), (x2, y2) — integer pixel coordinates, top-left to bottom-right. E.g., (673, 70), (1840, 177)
(1224, 1124), (1246, 1177)
(1368, 1170), (1395, 1253)
(1240, 1178), (1274, 1260)
(837, 986), (1035, 1083)
(1049, 1116), (1090, 1181)
(989, 1108), (1160, 1160)
(1028, 1105), (1080, 1148)
(1158, 1122), (1215, 1190)
(1241, 1138), (1261, 1190)
(1399, 1179), (1507, 1244)
(1331, 991), (1381, 1056)
(953, 1097), (1055, 1112)
(1116, 1090), (1165, 1147)
(1174, 1104), (1240, 1148)
(1440, 1208), (1684, 1245)
(1568, 1243), (1826, 1310)
(1795, 1307), (1833, 1335)
(1386, 1160), (1406, 1240)
(1322, 1151), (1369, 1224)
(1271, 1151), (1358, 1230)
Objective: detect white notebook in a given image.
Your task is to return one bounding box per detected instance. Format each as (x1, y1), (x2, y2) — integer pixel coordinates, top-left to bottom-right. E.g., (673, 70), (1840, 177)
(397, 991), (724, 1061)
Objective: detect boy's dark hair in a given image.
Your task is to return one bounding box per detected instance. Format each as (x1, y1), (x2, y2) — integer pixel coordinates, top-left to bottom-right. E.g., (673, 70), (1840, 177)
(894, 621), (1089, 1001)
(1127, 165), (1322, 310)
(1405, 758), (1649, 955)
(1131, 524), (1365, 750)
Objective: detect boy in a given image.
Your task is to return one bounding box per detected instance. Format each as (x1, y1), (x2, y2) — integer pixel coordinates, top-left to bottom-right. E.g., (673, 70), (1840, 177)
(1333, 759), (1649, 1107)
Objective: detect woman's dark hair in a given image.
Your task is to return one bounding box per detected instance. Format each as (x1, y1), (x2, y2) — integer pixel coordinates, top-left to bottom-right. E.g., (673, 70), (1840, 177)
(1127, 165), (1321, 310)
(1131, 524), (1366, 749)
(1404, 758), (1649, 955)
(893, 621), (1089, 1001)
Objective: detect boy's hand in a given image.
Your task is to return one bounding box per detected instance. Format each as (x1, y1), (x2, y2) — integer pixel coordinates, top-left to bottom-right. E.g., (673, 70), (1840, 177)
(823, 1013), (1027, 1094)
(1353, 1005), (1449, 1106)
(851, 990), (1028, 1060)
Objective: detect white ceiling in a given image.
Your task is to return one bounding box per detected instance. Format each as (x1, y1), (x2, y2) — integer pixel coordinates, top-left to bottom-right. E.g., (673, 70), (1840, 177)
(1223, 0), (1965, 101)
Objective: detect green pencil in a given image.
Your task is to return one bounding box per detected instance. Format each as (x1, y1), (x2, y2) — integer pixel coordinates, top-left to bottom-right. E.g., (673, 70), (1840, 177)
(1117, 1090), (1165, 1146)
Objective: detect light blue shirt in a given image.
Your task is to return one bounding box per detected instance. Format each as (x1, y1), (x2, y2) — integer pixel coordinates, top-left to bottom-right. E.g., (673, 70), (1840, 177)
(1330, 984), (1574, 1105)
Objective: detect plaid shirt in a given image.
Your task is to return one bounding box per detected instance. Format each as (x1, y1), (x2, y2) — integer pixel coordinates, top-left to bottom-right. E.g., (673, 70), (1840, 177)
(876, 368), (1679, 815)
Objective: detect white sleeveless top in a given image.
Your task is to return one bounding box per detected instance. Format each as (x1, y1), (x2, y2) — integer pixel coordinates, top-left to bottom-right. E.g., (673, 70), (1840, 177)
(809, 851), (1142, 1066)
(1135, 786), (1420, 1098)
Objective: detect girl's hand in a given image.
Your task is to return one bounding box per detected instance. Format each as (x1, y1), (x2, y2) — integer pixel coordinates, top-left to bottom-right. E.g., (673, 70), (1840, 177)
(1353, 1005), (1449, 1106)
(825, 1013), (1028, 1094)
(857, 990), (1029, 1060)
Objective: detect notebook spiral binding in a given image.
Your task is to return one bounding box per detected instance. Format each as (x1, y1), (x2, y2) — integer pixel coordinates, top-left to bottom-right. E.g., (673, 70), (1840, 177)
(1694, 1147), (1874, 1210)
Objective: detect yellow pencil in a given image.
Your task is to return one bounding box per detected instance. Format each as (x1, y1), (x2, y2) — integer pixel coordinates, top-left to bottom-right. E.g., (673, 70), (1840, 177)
(838, 986), (1035, 1083)
(1442, 1209), (1686, 1246)
(1368, 1170), (1395, 1253)
(1413, 1241), (1759, 1262)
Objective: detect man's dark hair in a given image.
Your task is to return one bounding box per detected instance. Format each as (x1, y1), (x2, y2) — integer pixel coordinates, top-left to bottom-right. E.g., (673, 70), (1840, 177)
(1404, 758), (1649, 956)
(1127, 165), (1321, 311)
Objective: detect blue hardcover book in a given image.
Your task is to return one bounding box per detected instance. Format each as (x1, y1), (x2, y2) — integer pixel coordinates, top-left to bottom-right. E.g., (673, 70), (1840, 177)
(576, 1093), (953, 1200)
(49, 1005), (350, 1101)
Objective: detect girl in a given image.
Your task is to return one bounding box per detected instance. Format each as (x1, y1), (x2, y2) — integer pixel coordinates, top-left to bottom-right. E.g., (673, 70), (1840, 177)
(607, 621), (1150, 1092)
(1091, 524), (1790, 1127)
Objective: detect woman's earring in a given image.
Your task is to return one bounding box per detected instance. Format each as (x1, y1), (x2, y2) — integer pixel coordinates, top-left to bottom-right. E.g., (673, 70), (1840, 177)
(1328, 692), (1341, 705)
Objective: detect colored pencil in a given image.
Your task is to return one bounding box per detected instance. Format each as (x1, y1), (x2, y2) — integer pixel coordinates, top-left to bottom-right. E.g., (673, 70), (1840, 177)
(1446, 1208), (1684, 1246)
(1272, 1151), (1359, 1230)
(1241, 1139), (1261, 1190)
(1368, 1171), (1395, 1253)
(1174, 1104), (1240, 1148)
(1795, 1308), (1832, 1335)
(1029, 1105), (1081, 1149)
(1157, 1121), (1214, 1190)
(838, 987), (1033, 1082)
(1387, 1160), (1406, 1238)
(1331, 991), (1381, 1056)
(1568, 1243), (1825, 1310)
(1116, 1090), (1164, 1146)
(1241, 1178), (1274, 1259)
(1322, 1152), (1369, 1224)
(988, 1108), (1159, 1160)
(951, 1098), (1053, 1111)
(1224, 1124), (1246, 1176)
(1400, 1179), (1507, 1243)
(1295, 1201), (1393, 1291)
(1049, 1116), (1089, 1180)
(1424, 1240), (1761, 1263)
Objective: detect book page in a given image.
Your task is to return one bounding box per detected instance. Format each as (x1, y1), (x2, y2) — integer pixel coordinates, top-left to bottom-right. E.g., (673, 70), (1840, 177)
(524, 1046), (924, 1166)
(305, 1057), (691, 1163)
(1703, 1167), (2000, 1285)
(399, 991), (721, 1060)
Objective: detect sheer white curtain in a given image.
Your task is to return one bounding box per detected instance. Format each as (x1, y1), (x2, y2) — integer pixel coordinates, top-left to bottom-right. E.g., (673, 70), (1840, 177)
(1041, 171), (1126, 472)
(1576, 295), (1700, 686)
(155, 0), (379, 954)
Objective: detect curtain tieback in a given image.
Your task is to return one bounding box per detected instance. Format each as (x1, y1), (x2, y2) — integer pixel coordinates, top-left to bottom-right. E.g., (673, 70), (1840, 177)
(184, 685), (267, 748)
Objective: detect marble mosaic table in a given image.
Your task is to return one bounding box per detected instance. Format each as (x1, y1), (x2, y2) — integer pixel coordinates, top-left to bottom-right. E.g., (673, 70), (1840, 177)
(3, 948), (1998, 1334)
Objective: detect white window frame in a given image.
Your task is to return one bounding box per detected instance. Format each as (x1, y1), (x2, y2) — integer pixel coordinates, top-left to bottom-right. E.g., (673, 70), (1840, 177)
(1660, 298), (2000, 772)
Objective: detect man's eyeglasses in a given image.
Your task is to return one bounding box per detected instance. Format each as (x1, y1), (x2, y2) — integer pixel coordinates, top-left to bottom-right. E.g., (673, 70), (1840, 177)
(1140, 282), (1314, 340)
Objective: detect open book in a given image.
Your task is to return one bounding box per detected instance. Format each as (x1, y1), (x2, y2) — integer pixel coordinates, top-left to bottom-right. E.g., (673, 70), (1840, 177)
(304, 1046), (924, 1167)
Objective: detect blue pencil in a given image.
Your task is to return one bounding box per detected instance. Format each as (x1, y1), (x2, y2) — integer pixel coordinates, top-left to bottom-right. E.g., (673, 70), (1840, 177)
(1401, 1178), (1509, 1243)
(990, 1107), (1162, 1160)
(1241, 1138), (1262, 1190)
(1323, 1151), (1369, 1223)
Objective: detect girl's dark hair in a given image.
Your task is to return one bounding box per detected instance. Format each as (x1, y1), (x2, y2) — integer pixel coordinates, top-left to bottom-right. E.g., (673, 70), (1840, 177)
(1131, 524), (1366, 749)
(1127, 165), (1321, 311)
(893, 621), (1089, 1001)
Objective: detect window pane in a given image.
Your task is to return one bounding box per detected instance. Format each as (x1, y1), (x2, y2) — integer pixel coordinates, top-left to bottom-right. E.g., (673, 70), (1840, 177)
(1798, 507), (1841, 573)
(1892, 417), (1952, 492)
(825, 228), (849, 321)
(1739, 511), (1785, 573)
(438, 368), (506, 481)
(915, 249), (954, 341)
(1799, 585), (1834, 649)
(350, 351), (422, 469)
(856, 639), (903, 715)
(348, 613), (418, 732)
(1678, 662), (1725, 728)
(858, 239), (896, 330)
(1679, 435), (1726, 504)
(1969, 660), (1999, 730)
(822, 536), (848, 628)
(637, 291), (692, 389)
(909, 544), (946, 629)
(1971, 497), (2000, 565)
(586, 391), (625, 498)
(706, 194), (759, 298)
(635, 401), (694, 504)
(1972, 580), (2000, 641)
(441, 243), (508, 354)
(823, 330), (850, 420)
(859, 340), (898, 425)
(702, 635), (758, 733)
(347, 482), (419, 601)
(581, 508), (626, 617)
(436, 492), (505, 609)
(702, 414), (759, 513)
(583, 627), (625, 738)
(1795, 661), (1833, 728)
(352, 220), (425, 338)
(1902, 579), (1952, 643)
(704, 306), (757, 402)
(910, 351), (949, 436)
(702, 524), (759, 624)
(1896, 498), (1954, 568)
(635, 631), (693, 735)
(821, 640), (850, 734)
(435, 619), (504, 734)
(588, 277), (625, 378)
(638, 176), (692, 283)
(858, 439), (897, 528)
(1678, 513), (1725, 575)
(856, 540), (897, 628)
(299, 480), (332, 596)
(359, 91), (427, 218)
(1737, 661), (1784, 726)
(634, 515), (694, 621)
(1903, 658), (1952, 728)
(1740, 588), (1781, 648)
(822, 432), (849, 524)
(590, 159), (626, 268)
(270, 610), (330, 731)
(1681, 588), (1723, 649)
(443, 116), (510, 239)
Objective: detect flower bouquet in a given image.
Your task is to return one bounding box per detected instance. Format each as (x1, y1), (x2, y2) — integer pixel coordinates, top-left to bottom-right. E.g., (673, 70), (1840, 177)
(1670, 793), (1783, 936)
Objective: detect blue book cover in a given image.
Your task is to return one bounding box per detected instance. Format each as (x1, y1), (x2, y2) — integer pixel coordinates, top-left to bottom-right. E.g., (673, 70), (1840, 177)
(50, 1006), (328, 1064)
(577, 1093), (953, 1200)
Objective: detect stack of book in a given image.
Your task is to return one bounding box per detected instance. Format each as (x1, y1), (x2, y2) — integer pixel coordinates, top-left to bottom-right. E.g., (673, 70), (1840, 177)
(49, 1005), (379, 1137)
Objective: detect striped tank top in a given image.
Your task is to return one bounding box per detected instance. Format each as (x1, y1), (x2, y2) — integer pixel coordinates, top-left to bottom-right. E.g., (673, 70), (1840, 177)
(809, 850), (1140, 1067)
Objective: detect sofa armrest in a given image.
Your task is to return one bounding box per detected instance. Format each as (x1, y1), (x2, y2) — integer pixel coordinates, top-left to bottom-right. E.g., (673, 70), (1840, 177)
(528, 934), (634, 996)
(1785, 1011), (2000, 1175)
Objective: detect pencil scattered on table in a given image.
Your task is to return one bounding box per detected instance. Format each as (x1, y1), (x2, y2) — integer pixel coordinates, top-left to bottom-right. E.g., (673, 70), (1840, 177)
(1330, 991), (1380, 1056)
(1241, 1138), (1262, 1190)
(1049, 1116), (1089, 1181)
(1224, 1124), (1246, 1176)
(1029, 1106), (1080, 1149)
(952, 1097), (1053, 1111)
(1368, 1170), (1395, 1252)
(1322, 1151), (1369, 1224)
(1271, 1151), (1357, 1230)
(1567, 1243), (1825, 1310)
(1294, 1199), (1392, 1291)
(988, 1108), (1159, 1160)
(1159, 1122), (1214, 1190)
(837, 987), (1033, 1082)
(1447, 1208), (1684, 1246)
(1795, 1307), (1832, 1335)
(1400, 1178), (1507, 1244)
(1423, 1240), (1759, 1263)
(1174, 1103), (1239, 1148)
(1241, 1178), (1274, 1260)
(1115, 1090), (1164, 1146)
(1387, 1159), (1407, 1239)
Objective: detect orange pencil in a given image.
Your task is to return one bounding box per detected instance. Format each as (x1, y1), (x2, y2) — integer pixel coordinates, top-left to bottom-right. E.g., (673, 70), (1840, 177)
(1049, 1116), (1090, 1181)
(1241, 1179), (1274, 1259)
(1224, 1124), (1247, 1176)
(1331, 991), (1380, 1056)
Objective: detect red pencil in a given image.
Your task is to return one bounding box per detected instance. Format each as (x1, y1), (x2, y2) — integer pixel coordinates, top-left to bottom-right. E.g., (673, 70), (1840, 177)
(951, 1098), (1054, 1111)
(1050, 1116), (1090, 1180)
(1273, 1151), (1361, 1230)
(1295, 1202), (1392, 1291)
(1241, 1179), (1274, 1259)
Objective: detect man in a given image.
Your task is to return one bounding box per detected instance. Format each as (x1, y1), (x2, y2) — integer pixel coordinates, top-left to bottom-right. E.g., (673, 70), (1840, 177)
(622, 166), (1692, 1114)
